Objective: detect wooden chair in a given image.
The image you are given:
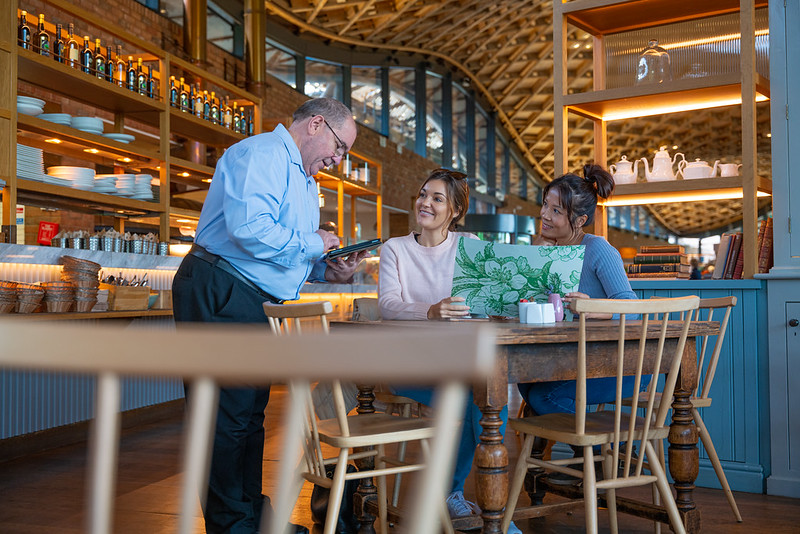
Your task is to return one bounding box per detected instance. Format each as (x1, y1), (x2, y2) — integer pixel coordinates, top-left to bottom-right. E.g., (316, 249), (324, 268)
(0, 317), (494, 534)
(264, 301), (484, 534)
(636, 296), (741, 523)
(501, 295), (700, 534)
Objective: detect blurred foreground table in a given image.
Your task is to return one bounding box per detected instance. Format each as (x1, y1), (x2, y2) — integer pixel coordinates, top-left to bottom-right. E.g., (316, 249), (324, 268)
(333, 319), (718, 534)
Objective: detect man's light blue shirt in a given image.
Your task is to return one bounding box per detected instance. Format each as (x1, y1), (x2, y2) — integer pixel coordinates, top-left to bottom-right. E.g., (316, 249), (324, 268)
(194, 124), (327, 301)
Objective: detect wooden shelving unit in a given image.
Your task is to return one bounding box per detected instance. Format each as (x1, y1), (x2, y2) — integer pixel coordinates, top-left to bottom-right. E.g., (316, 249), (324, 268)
(553, 0), (767, 277)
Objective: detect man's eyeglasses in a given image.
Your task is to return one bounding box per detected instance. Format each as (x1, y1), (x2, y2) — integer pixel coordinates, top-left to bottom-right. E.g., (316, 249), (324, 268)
(322, 117), (348, 157)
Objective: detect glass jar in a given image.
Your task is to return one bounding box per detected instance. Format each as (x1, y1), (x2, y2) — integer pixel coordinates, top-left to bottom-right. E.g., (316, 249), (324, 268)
(636, 39), (672, 85)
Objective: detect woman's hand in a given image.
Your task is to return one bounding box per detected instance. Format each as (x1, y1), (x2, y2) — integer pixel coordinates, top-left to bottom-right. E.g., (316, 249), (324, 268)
(563, 291), (612, 320)
(427, 296), (470, 320)
(532, 235), (556, 246)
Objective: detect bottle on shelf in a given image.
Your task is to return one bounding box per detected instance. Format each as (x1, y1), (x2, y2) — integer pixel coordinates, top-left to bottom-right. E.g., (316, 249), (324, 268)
(179, 77), (189, 112)
(169, 76), (179, 107)
(66, 23), (79, 69)
(115, 45), (125, 87)
(136, 58), (147, 96)
(203, 90), (211, 120)
(81, 36), (94, 75)
(223, 96), (232, 129)
(105, 44), (113, 83)
(35, 14), (50, 57)
(94, 39), (105, 80)
(232, 103), (240, 133)
(209, 91), (219, 124)
(53, 23), (65, 63)
(18, 10), (32, 50)
(194, 84), (204, 118)
(148, 65), (158, 99)
(248, 110), (254, 137)
(126, 55), (136, 91)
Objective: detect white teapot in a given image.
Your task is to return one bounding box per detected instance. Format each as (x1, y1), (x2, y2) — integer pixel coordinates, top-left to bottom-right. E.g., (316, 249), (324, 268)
(718, 163), (742, 177)
(640, 146), (685, 181)
(678, 158), (719, 180)
(609, 155), (638, 184)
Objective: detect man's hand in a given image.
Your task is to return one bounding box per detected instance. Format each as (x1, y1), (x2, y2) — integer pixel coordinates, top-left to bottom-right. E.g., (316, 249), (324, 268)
(324, 250), (370, 283)
(316, 229), (342, 252)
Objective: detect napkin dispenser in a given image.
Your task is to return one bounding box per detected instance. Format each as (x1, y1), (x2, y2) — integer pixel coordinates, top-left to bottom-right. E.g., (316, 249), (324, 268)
(519, 302), (556, 324)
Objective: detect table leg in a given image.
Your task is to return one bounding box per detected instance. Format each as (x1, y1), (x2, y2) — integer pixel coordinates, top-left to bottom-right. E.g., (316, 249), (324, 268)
(354, 385), (377, 534)
(476, 404), (508, 534)
(668, 385), (701, 533)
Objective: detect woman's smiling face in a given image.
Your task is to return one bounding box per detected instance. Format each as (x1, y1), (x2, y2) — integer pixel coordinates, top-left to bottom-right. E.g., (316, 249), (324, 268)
(415, 179), (455, 234)
(539, 189), (574, 242)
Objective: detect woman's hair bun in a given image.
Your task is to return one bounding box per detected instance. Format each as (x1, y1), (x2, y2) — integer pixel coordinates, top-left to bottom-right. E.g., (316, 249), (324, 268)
(583, 163), (614, 199)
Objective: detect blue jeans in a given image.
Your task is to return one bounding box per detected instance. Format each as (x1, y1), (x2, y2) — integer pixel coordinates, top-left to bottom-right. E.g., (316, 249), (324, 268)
(390, 386), (508, 494)
(518, 376), (651, 415)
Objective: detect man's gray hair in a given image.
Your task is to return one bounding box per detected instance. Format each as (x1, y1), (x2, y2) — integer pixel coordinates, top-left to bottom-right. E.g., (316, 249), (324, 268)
(293, 98), (352, 128)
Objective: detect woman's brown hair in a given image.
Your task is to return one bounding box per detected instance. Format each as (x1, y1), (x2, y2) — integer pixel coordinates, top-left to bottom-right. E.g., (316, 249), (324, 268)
(542, 164), (614, 229)
(418, 168), (470, 231)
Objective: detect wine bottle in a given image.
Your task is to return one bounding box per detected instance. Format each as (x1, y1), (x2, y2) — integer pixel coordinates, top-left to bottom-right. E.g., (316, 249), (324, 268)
(105, 43), (113, 82)
(203, 91), (210, 121)
(209, 91), (219, 124)
(232, 103), (240, 133)
(81, 36), (93, 74)
(18, 11), (32, 50)
(147, 65), (158, 98)
(35, 14), (50, 56)
(115, 45), (125, 87)
(223, 96), (232, 129)
(53, 23), (65, 63)
(194, 85), (204, 118)
(169, 76), (179, 107)
(94, 39), (105, 79)
(248, 110), (254, 136)
(126, 56), (136, 91)
(179, 77), (189, 112)
(137, 58), (147, 96)
(66, 24), (79, 69)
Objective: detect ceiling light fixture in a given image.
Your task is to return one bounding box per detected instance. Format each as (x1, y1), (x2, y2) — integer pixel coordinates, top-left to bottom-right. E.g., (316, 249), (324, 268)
(83, 148), (100, 154)
(45, 138), (62, 144)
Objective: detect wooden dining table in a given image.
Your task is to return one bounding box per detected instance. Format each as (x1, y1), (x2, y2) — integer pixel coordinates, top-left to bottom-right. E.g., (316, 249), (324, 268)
(333, 318), (718, 534)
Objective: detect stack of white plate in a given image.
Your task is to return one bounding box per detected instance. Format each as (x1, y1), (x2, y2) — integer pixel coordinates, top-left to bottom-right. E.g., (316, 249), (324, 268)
(39, 113), (72, 126)
(133, 174), (154, 200)
(94, 174), (118, 194)
(114, 174), (136, 196)
(103, 132), (135, 144)
(47, 166), (96, 190)
(71, 116), (104, 135)
(16, 144), (46, 182)
(17, 96), (45, 117)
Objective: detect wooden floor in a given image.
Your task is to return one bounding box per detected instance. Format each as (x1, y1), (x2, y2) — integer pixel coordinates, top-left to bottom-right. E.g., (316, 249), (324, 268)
(1, 385), (798, 533)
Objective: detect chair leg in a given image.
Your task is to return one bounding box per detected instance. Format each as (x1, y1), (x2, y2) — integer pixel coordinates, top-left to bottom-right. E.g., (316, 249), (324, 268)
(376, 444), (389, 534)
(693, 408), (743, 522)
(651, 439), (664, 534)
(602, 445), (618, 534)
(583, 445), (599, 534)
(420, 439), (455, 534)
(391, 403), (412, 508)
(502, 433), (535, 534)
(644, 441), (686, 534)
(323, 449), (350, 534)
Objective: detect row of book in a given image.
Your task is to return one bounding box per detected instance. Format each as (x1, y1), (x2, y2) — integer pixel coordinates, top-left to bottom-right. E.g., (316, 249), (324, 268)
(626, 245), (690, 279)
(713, 217), (773, 279)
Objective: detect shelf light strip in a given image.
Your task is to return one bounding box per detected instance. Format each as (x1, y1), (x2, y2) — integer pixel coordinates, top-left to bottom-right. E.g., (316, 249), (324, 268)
(602, 94), (768, 122)
(602, 190), (771, 207)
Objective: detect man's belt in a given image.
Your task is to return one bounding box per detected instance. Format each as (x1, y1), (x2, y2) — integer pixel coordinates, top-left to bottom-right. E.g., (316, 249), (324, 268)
(188, 244), (284, 304)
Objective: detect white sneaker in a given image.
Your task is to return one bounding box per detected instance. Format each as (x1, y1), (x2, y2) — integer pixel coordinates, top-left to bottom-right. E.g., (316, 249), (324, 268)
(445, 490), (481, 518)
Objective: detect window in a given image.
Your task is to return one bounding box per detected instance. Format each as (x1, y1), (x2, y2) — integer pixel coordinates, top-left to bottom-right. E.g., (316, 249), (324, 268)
(266, 42), (296, 89)
(305, 59), (343, 101)
(509, 157), (522, 197)
(451, 85), (468, 171)
(475, 109), (488, 194)
(352, 66), (382, 132)
(388, 67), (416, 151)
(495, 135), (507, 197)
(207, 1), (238, 55)
(425, 73), (444, 164)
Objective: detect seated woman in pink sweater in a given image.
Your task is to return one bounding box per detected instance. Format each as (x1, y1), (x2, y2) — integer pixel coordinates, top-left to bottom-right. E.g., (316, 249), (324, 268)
(378, 168), (519, 532)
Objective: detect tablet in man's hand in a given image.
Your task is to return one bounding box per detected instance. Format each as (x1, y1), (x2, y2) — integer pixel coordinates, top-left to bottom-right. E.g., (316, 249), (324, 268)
(323, 238), (382, 260)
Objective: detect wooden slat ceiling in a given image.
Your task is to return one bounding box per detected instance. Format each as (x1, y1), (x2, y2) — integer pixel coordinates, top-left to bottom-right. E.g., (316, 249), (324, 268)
(263, 0), (772, 237)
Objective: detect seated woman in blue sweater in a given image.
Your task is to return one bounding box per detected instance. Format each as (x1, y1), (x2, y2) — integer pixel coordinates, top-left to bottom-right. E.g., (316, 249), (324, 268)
(519, 164), (639, 424)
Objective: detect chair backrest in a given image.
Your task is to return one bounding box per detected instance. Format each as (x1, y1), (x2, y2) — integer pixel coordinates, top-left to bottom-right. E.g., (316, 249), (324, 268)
(573, 296), (700, 477)
(0, 319), (495, 534)
(691, 296), (737, 400)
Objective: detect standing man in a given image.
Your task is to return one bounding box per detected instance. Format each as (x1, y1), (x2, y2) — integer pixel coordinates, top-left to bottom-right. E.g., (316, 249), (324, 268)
(173, 98), (366, 533)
